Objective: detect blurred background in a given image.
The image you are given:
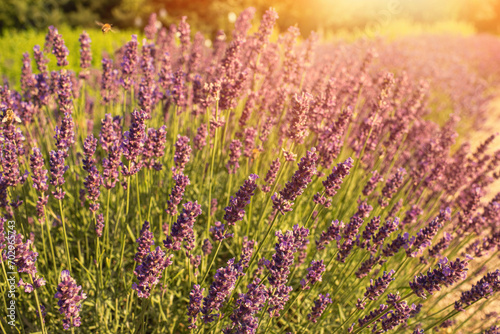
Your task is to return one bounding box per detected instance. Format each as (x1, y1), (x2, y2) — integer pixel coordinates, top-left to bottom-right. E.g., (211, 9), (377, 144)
(1, 0), (500, 37)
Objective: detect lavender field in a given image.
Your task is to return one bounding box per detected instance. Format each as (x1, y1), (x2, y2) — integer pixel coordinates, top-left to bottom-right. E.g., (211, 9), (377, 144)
(1, 7), (500, 334)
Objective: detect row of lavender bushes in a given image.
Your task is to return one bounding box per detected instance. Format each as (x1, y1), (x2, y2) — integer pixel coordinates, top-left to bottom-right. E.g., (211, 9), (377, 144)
(0, 7), (499, 334)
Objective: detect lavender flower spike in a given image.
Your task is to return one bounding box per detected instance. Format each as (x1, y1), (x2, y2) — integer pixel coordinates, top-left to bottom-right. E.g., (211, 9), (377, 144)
(301, 260), (326, 289)
(272, 148), (318, 215)
(314, 157), (353, 207)
(308, 294), (332, 323)
(187, 284), (205, 329)
(133, 247), (173, 299)
(224, 174), (259, 226)
(135, 221), (154, 264)
(55, 270), (87, 330)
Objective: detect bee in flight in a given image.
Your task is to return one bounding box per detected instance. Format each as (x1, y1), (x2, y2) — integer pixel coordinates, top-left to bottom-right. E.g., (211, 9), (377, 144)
(2, 109), (21, 127)
(96, 21), (115, 34)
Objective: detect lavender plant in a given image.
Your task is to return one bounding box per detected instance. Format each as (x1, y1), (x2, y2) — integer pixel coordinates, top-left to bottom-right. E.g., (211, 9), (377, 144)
(0, 8), (499, 334)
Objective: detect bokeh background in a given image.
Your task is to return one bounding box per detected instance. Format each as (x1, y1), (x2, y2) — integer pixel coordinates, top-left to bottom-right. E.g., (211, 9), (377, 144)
(1, 0), (500, 36)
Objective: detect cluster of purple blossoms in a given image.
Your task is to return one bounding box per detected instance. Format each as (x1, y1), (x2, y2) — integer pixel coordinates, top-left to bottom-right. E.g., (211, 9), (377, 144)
(308, 294), (332, 323)
(267, 225), (309, 316)
(402, 205), (423, 225)
(12, 233), (46, 293)
(262, 159), (281, 193)
(121, 35), (138, 90)
(54, 113), (75, 152)
(239, 237), (256, 268)
(316, 219), (344, 250)
(300, 259), (326, 289)
(242, 127), (257, 158)
(378, 168), (406, 207)
(224, 277), (268, 334)
(29, 148), (49, 221)
(172, 135), (192, 175)
(122, 109), (147, 174)
(135, 221), (154, 264)
(164, 201), (202, 252)
(51, 30), (69, 67)
(133, 247), (173, 299)
(49, 150), (68, 200)
(78, 31), (92, 72)
(194, 124), (207, 151)
(338, 204), (370, 262)
(166, 173), (190, 216)
(201, 258), (244, 323)
(272, 148), (318, 215)
(202, 239), (213, 256)
(382, 233), (410, 258)
(314, 157), (353, 208)
(356, 255), (381, 279)
(410, 257), (469, 298)
(226, 139), (242, 174)
(143, 126), (167, 170)
(287, 92), (312, 144)
(428, 232), (453, 258)
(454, 270), (500, 311)
(55, 270), (87, 330)
(358, 216), (380, 249)
(378, 300), (419, 332)
(406, 208), (451, 257)
(224, 174), (259, 226)
(95, 214), (104, 237)
(210, 221), (234, 241)
(369, 217), (400, 253)
(187, 284), (205, 329)
(364, 270), (395, 301)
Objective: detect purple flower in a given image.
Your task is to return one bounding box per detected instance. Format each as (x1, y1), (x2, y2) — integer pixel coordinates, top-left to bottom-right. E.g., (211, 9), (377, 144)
(370, 217), (400, 253)
(243, 127), (257, 158)
(287, 92), (312, 144)
(233, 7), (256, 39)
(202, 239), (213, 256)
(201, 258), (244, 323)
(262, 158), (281, 193)
(122, 109), (147, 171)
(55, 270), (87, 330)
(301, 260), (326, 289)
(378, 168), (406, 207)
(49, 150), (68, 200)
(239, 237), (256, 269)
(314, 157), (353, 207)
(83, 166), (102, 213)
(54, 113), (75, 152)
(56, 69), (74, 114)
(210, 221), (234, 242)
(355, 255), (381, 279)
(402, 205), (423, 225)
(100, 114), (122, 152)
(406, 208), (450, 257)
(226, 139), (243, 174)
(357, 304), (388, 328)
(178, 16), (191, 65)
(316, 220), (344, 251)
(12, 234), (45, 294)
(382, 233), (410, 258)
(158, 52), (172, 90)
(78, 31), (92, 71)
(224, 174), (259, 226)
(52, 31), (69, 67)
(454, 270), (499, 311)
(135, 221), (154, 264)
(143, 126), (168, 170)
(194, 124), (207, 151)
(272, 148), (318, 215)
(363, 170), (384, 196)
(224, 277), (268, 334)
(172, 135), (192, 175)
(364, 270), (395, 300)
(95, 214), (104, 237)
(428, 232), (453, 258)
(187, 284), (205, 329)
(308, 294), (332, 323)
(165, 173), (190, 216)
(239, 92), (257, 128)
(101, 57), (113, 104)
(410, 257), (469, 299)
(133, 247), (173, 298)
(121, 35), (138, 90)
(164, 201), (202, 252)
